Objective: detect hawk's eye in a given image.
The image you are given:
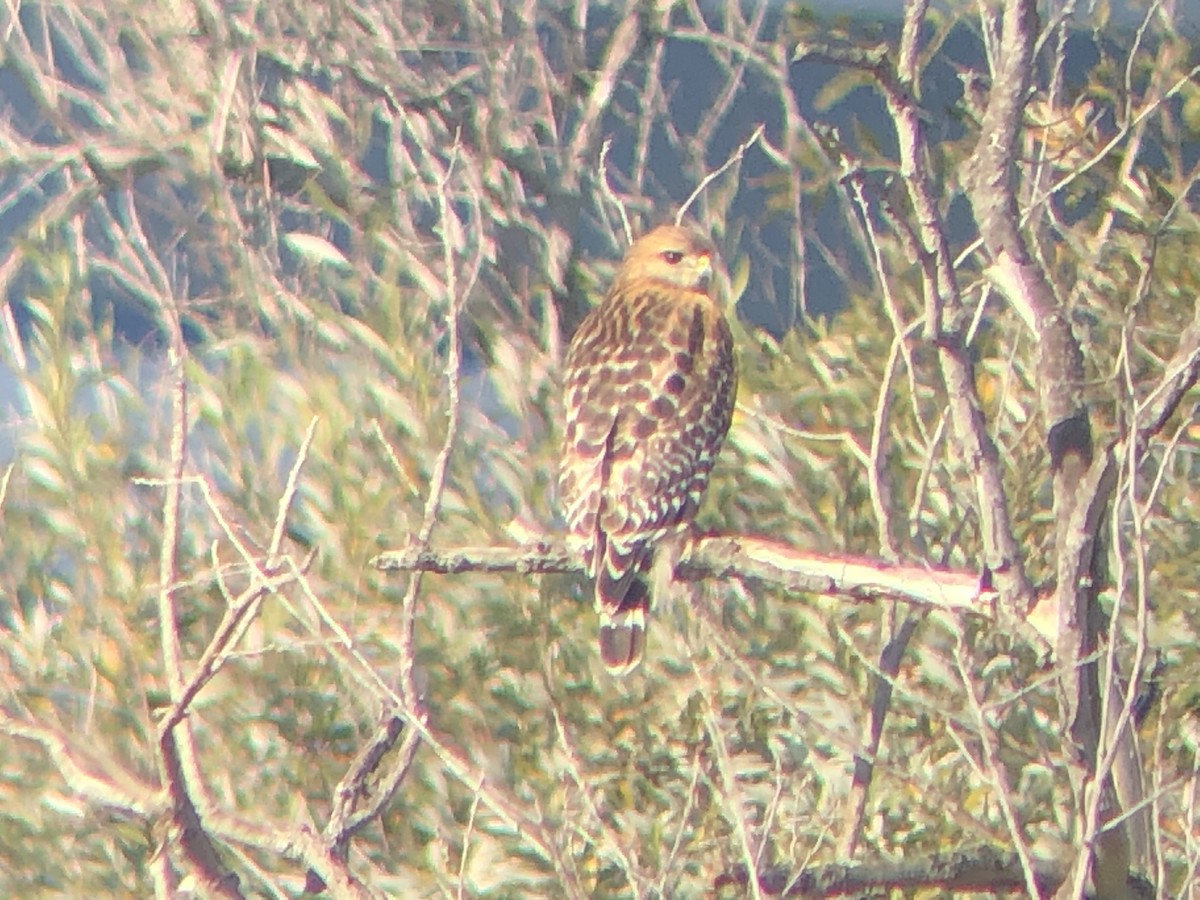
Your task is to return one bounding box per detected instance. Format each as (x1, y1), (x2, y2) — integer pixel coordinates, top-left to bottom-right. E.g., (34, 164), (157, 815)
(661, 250), (684, 265)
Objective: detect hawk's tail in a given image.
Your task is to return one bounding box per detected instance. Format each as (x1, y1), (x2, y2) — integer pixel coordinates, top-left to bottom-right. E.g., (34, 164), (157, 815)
(595, 541), (653, 675)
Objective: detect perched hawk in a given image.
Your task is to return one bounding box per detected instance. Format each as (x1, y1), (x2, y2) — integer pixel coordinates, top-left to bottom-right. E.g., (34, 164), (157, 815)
(558, 224), (737, 674)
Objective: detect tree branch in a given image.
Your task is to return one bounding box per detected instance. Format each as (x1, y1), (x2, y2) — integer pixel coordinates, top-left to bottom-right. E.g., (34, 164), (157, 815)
(373, 534), (994, 617)
(715, 844), (1155, 898)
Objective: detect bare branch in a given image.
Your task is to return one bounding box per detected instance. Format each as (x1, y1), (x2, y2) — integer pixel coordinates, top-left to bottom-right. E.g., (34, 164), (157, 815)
(373, 534), (994, 617)
(838, 615), (918, 859)
(0, 713), (167, 820)
(677, 124), (765, 223)
(823, 1), (1033, 610)
(598, 138), (634, 245)
(1134, 310), (1200, 445)
(696, 667), (766, 900)
(715, 844), (1155, 897)
(394, 128), (469, 710)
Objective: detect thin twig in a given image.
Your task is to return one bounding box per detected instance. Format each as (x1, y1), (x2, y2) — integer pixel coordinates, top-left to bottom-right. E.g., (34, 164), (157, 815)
(694, 664), (765, 900)
(548, 708), (644, 893)
(598, 137), (633, 246)
(950, 638), (1041, 899)
(267, 416), (318, 561)
(455, 777), (486, 900)
(677, 124), (764, 222)
(657, 748), (705, 895)
(395, 127), (469, 709)
(838, 614), (919, 859)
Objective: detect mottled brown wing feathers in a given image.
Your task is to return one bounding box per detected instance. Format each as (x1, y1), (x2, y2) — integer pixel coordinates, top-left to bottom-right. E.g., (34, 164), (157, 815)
(559, 226), (737, 674)
(594, 534), (652, 673)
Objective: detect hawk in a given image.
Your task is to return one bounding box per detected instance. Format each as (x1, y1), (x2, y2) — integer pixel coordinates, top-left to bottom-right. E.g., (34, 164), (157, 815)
(558, 223), (737, 674)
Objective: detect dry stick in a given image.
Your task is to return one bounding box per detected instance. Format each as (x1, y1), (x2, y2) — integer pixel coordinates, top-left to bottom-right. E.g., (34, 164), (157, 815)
(765, 40), (815, 325)
(524, 797), (588, 900)
(867, 335), (902, 561)
(157, 423), (320, 736)
(157, 566), (312, 737)
(150, 304), (240, 896)
(630, 2), (671, 192)
(904, 164), (1029, 595)
(222, 843), (290, 900)
(686, 594), (824, 881)
(656, 748), (705, 896)
(267, 417), (319, 560)
(725, 846), (1064, 896)
(286, 561), (562, 876)
(316, 131), (491, 888)
(1186, 733), (1200, 900)
(284, 556), (561, 877)
(537, 642), (644, 893)
(1140, 414), (1193, 523)
(998, 15), (1195, 900)
(114, 175), (256, 895)
(365, 695), (558, 863)
(1133, 305), (1200, 442)
(950, 636), (1042, 898)
(153, 298), (186, 699)
(123, 174), (238, 893)
(160, 800), (380, 900)
(548, 707), (645, 893)
(838, 616), (919, 861)
(563, 11), (642, 189)
(677, 124), (764, 223)
(757, 760), (787, 872)
(693, 663), (765, 900)
(150, 849), (173, 900)
(984, 11), (1195, 896)
(896, 0), (928, 80)
(133, 474), (283, 596)
(907, 414), (948, 552)
(1176, 756), (1200, 894)
(0, 462), (13, 513)
(1103, 264), (1162, 836)
(846, 172), (929, 448)
(396, 130), (467, 711)
(322, 718), (420, 849)
(780, 825), (835, 898)
(1055, 452), (1121, 900)
(685, 4), (768, 239)
(375, 535), (992, 616)
(0, 714), (167, 819)
(306, 134), (472, 892)
(740, 404), (871, 468)
(597, 138), (633, 246)
(842, 286), (910, 857)
(1025, 6), (1072, 236)
(1081, 269), (1164, 889)
(455, 777), (486, 900)
(958, 6), (1100, 891)
(796, 36), (1032, 612)
(1145, 690), (1170, 900)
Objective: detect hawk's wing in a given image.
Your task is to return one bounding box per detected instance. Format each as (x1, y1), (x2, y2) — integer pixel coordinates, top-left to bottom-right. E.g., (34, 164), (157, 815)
(558, 280), (736, 672)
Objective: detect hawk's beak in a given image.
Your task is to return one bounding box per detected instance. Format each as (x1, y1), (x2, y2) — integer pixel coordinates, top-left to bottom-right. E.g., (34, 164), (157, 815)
(694, 252), (713, 289)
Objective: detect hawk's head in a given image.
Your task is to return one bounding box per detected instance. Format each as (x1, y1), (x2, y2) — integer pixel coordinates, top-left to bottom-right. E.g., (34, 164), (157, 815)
(616, 224), (716, 295)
